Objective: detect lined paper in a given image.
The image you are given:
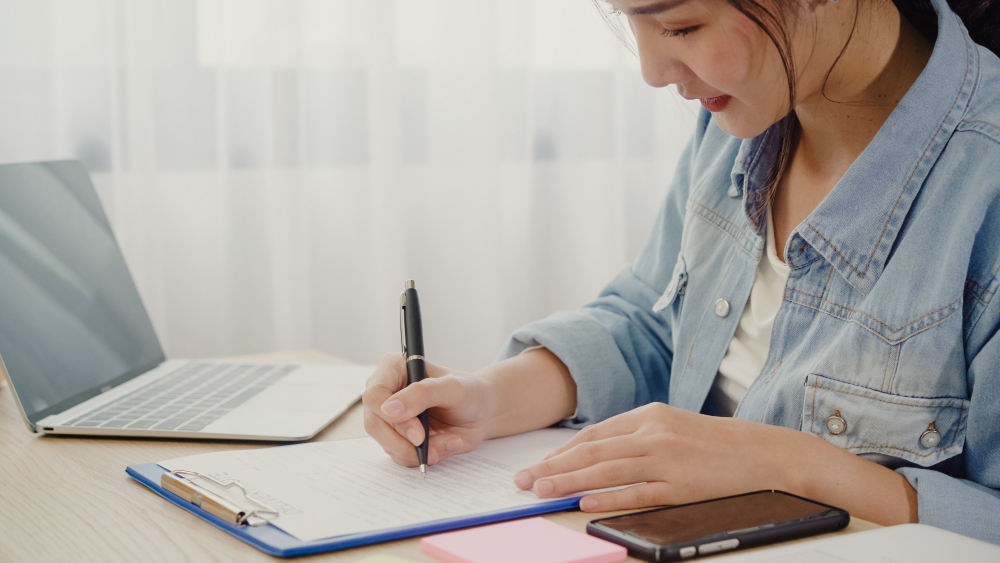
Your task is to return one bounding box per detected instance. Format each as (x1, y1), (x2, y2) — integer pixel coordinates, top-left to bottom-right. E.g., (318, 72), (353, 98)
(159, 428), (587, 542)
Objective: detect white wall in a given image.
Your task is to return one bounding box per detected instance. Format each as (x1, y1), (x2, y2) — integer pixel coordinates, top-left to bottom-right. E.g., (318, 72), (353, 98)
(0, 0), (700, 371)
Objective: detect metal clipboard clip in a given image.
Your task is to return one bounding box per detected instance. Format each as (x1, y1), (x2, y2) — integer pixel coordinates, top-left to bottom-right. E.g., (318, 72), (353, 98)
(161, 469), (279, 526)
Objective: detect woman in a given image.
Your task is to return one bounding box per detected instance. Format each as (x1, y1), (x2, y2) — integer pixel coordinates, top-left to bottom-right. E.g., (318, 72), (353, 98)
(363, 0), (1000, 543)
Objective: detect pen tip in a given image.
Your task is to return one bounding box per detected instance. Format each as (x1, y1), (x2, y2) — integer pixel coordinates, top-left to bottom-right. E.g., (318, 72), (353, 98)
(420, 464), (427, 478)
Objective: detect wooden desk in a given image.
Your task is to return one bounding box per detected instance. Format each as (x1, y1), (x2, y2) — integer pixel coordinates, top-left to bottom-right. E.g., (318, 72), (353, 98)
(0, 350), (879, 562)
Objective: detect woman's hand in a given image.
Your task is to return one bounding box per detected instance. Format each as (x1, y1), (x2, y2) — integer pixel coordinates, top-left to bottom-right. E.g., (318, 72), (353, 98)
(513, 402), (803, 511)
(362, 353), (496, 467)
(512, 402), (918, 525)
(364, 347), (579, 469)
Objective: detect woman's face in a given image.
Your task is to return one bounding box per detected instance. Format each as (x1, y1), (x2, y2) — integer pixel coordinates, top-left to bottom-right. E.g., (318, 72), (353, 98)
(610, 0), (819, 139)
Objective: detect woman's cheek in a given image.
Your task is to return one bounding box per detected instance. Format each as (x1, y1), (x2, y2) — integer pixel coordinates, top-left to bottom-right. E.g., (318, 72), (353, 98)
(709, 24), (794, 136)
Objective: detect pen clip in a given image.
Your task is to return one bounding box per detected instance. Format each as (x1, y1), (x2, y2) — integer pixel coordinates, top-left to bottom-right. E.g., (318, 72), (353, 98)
(400, 291), (407, 358)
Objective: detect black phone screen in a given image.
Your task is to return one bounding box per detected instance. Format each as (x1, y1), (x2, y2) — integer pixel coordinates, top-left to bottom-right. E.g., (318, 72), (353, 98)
(595, 491), (834, 545)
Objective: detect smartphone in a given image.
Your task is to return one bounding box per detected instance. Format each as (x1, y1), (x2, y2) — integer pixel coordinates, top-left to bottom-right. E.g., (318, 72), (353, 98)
(586, 490), (849, 562)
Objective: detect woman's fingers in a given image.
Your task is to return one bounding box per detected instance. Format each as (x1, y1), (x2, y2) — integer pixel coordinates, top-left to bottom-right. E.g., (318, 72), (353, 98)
(526, 458), (650, 498)
(366, 415), (466, 467)
(362, 353), (408, 419)
(363, 354), (463, 445)
(542, 412), (639, 461)
(392, 417), (429, 446)
(426, 432), (475, 464)
(379, 375), (467, 424)
(517, 435), (641, 490)
(363, 353), (491, 469)
(363, 407), (420, 465)
(365, 412), (450, 466)
(362, 353), (430, 450)
(577, 482), (676, 513)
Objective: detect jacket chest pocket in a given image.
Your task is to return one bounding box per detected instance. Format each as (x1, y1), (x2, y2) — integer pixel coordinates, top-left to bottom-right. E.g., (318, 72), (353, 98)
(802, 374), (969, 467)
(652, 255), (688, 315)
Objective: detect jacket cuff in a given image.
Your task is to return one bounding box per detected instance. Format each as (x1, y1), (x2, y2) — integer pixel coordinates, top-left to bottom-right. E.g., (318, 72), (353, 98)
(497, 309), (636, 428)
(897, 467), (1000, 545)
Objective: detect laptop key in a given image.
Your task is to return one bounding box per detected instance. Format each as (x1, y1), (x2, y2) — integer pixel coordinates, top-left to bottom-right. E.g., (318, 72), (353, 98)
(101, 420), (131, 428)
(153, 417), (192, 431)
(221, 389), (262, 408)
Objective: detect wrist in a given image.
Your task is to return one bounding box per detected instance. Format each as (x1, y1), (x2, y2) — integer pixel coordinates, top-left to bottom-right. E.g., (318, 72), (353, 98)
(474, 366), (505, 440)
(472, 348), (577, 440)
(773, 429), (919, 524)
(771, 428), (830, 499)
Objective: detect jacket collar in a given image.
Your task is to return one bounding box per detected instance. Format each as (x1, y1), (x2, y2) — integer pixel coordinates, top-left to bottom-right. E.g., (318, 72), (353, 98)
(730, 0), (979, 295)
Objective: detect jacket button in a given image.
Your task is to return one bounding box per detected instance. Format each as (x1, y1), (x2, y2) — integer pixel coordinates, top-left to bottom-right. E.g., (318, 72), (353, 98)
(826, 410), (847, 435)
(714, 299), (730, 317)
(920, 422), (941, 448)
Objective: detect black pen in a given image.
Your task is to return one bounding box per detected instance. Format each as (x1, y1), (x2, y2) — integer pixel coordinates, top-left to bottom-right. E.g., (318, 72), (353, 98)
(400, 279), (430, 477)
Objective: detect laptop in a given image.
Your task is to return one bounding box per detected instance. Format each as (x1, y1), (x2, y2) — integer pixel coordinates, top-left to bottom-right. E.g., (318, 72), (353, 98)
(0, 160), (372, 440)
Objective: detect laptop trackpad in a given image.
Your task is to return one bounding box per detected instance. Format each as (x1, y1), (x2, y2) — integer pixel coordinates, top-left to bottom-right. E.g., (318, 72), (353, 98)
(202, 365), (368, 438)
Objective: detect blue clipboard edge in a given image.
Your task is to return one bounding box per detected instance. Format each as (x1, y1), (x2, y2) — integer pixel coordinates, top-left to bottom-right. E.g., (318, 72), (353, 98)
(126, 462), (582, 557)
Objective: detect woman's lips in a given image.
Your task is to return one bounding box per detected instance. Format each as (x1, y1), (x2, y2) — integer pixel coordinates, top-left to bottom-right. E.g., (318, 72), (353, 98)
(699, 95), (731, 112)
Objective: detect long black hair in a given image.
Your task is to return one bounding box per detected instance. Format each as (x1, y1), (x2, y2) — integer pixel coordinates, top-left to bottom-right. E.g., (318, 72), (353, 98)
(596, 0), (1000, 227)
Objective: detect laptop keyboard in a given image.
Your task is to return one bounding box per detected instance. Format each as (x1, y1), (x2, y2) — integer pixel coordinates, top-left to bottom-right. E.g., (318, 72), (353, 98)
(64, 362), (299, 432)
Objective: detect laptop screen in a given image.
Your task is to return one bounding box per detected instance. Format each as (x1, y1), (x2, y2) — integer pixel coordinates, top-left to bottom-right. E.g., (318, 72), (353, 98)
(0, 161), (165, 425)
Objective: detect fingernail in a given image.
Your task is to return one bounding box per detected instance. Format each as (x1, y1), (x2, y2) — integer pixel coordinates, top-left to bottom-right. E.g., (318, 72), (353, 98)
(446, 437), (462, 451)
(382, 399), (404, 416)
(581, 498), (599, 511)
(406, 427), (423, 446)
(514, 471), (532, 490)
(535, 479), (554, 496)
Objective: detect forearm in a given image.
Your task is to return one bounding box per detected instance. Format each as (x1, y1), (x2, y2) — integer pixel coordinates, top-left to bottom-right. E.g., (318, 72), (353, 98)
(785, 432), (918, 525)
(479, 348), (577, 440)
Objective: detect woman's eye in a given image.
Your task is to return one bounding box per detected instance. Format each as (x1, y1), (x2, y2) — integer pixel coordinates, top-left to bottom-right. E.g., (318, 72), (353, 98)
(660, 25), (699, 38)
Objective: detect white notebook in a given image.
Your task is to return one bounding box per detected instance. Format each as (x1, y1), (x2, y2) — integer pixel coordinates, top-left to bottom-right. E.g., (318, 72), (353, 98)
(714, 523), (1000, 562)
(159, 427), (597, 543)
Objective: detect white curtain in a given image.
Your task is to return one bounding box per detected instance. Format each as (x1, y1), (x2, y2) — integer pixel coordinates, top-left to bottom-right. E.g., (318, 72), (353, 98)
(0, 0), (699, 371)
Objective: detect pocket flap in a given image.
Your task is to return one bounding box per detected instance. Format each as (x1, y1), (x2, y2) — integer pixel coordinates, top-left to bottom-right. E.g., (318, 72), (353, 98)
(802, 374), (969, 467)
(652, 256), (687, 313)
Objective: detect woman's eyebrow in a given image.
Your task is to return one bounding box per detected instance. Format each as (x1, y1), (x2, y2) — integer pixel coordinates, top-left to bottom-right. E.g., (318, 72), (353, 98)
(624, 0), (691, 16)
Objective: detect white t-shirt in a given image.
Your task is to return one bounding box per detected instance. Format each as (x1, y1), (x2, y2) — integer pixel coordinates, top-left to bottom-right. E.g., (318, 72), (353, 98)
(710, 209), (790, 416)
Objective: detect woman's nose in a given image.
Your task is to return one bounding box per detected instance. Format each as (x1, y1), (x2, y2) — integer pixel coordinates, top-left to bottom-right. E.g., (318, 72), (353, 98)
(632, 23), (691, 88)
(640, 56), (689, 88)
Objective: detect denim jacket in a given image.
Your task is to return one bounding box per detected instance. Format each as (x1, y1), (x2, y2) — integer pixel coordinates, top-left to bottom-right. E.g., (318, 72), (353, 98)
(499, 0), (1000, 544)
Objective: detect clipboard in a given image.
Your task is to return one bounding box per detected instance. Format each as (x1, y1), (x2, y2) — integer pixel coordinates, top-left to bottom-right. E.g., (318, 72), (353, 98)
(126, 462), (584, 557)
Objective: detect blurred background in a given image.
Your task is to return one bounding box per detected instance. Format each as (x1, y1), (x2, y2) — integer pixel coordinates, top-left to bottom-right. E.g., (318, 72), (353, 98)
(0, 0), (699, 371)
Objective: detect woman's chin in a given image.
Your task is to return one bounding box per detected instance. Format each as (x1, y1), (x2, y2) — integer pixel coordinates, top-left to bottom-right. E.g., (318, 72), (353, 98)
(711, 105), (780, 140)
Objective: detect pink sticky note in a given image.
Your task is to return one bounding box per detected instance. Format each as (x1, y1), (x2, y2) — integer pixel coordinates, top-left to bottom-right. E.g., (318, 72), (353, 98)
(421, 517), (628, 563)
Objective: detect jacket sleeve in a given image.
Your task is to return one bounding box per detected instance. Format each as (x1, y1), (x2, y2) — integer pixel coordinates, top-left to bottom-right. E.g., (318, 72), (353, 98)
(496, 110), (711, 428)
(896, 274), (1000, 545)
